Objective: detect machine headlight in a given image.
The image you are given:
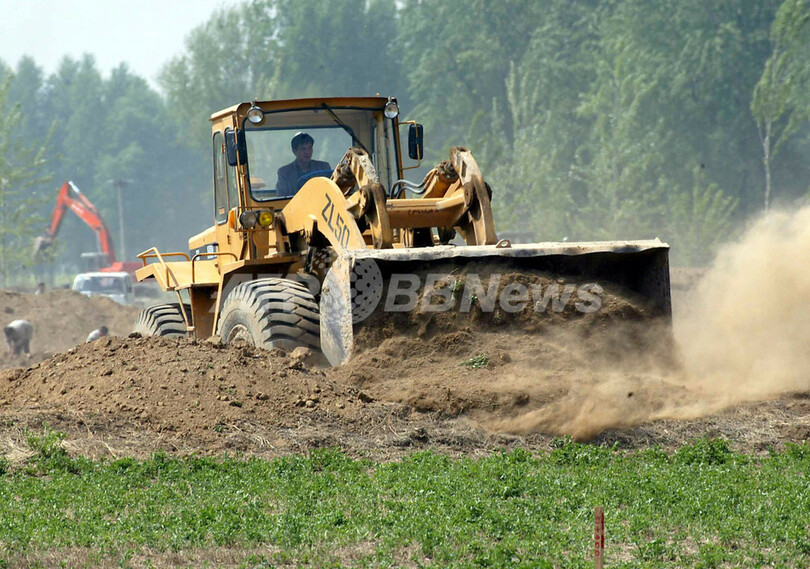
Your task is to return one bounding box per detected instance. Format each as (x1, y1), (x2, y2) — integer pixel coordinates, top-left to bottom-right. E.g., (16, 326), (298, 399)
(384, 98), (399, 119)
(258, 210), (274, 228)
(246, 105), (264, 125)
(239, 209), (273, 229)
(239, 210), (258, 229)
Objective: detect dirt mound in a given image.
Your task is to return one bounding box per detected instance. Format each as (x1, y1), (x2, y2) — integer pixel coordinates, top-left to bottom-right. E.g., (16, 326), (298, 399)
(338, 322), (679, 440)
(0, 289), (673, 443)
(340, 263), (674, 440)
(0, 329), (806, 461)
(0, 289), (139, 366)
(0, 334), (504, 460)
(354, 263), (663, 351)
(0, 336), (372, 445)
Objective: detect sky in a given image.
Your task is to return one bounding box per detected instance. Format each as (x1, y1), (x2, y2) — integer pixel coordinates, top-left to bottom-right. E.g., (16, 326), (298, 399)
(0, 0), (232, 91)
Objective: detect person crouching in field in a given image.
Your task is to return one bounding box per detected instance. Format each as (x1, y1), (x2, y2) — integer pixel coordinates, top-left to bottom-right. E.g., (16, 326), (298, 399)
(4, 319), (33, 356)
(86, 326), (109, 343)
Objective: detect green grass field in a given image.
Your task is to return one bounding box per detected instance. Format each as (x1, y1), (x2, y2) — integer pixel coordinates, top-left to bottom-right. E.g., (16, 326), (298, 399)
(1, 430), (808, 568)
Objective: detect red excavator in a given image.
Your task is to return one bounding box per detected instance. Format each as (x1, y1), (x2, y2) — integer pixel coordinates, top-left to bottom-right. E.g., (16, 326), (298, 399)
(33, 181), (140, 275)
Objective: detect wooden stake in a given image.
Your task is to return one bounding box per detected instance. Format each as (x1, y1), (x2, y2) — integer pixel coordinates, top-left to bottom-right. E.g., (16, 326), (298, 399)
(594, 506), (605, 568)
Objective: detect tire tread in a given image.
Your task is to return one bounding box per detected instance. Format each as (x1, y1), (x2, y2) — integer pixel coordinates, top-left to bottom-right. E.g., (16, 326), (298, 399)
(219, 278), (321, 352)
(133, 303), (190, 338)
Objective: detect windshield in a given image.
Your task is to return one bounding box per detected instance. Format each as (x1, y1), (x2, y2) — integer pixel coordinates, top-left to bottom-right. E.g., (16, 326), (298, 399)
(77, 276), (126, 294)
(245, 127), (352, 201)
(244, 106), (396, 202)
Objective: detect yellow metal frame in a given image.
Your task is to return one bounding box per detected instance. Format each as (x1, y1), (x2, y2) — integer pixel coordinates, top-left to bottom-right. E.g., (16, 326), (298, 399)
(137, 248), (190, 288)
(191, 251), (238, 281)
(136, 248), (193, 332)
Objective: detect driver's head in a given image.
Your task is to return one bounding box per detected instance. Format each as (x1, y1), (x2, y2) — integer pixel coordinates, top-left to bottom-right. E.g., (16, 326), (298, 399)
(291, 132), (314, 166)
(291, 132), (314, 151)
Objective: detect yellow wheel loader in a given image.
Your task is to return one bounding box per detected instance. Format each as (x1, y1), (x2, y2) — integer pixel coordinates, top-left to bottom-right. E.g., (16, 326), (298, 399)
(133, 96), (671, 365)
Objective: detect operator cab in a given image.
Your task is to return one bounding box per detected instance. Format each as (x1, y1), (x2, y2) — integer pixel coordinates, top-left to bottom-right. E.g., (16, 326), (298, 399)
(210, 96), (423, 224)
(195, 97), (427, 262)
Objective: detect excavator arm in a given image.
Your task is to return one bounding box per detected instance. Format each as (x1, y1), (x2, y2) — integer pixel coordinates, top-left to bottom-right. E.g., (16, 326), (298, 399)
(33, 181), (117, 264)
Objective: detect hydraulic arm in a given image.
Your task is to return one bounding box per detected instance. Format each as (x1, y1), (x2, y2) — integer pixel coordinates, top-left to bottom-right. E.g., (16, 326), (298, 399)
(34, 181), (116, 262)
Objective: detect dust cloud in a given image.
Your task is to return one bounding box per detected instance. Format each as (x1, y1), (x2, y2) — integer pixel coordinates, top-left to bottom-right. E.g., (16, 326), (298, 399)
(676, 206), (810, 398)
(488, 206), (810, 439)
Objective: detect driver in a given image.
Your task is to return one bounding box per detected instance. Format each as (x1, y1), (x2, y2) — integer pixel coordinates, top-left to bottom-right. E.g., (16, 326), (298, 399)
(275, 132), (331, 197)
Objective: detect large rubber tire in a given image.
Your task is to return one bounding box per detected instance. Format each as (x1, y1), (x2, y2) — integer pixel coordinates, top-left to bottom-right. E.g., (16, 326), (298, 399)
(218, 278), (320, 351)
(133, 303), (191, 338)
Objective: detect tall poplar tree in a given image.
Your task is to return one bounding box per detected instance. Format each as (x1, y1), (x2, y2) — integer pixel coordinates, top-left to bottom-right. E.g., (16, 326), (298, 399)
(0, 78), (52, 286)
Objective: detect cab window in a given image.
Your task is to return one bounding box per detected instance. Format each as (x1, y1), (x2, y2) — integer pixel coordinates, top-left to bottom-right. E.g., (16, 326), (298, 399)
(213, 131), (228, 224)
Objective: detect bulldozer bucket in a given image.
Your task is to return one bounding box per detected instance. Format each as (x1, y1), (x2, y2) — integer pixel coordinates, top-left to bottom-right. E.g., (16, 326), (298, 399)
(319, 239), (671, 366)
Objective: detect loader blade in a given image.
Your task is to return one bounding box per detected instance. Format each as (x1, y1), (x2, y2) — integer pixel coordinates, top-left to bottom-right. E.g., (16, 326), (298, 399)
(319, 240), (670, 366)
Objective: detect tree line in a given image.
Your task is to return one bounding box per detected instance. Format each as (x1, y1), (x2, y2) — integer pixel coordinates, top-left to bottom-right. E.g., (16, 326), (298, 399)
(0, 0), (808, 284)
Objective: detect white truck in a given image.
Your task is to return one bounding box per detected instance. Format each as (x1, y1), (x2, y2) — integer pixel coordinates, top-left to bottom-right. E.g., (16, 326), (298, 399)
(71, 272), (134, 305)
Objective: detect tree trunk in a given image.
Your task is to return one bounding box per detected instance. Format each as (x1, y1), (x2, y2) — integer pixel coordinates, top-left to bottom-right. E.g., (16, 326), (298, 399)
(762, 120), (772, 212)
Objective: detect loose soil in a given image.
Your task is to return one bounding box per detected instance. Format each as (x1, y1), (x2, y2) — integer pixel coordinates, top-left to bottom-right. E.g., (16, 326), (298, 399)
(0, 289), (138, 366)
(0, 272), (808, 462)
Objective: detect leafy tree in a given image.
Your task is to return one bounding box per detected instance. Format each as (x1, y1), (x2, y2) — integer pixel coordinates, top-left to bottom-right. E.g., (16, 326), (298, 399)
(486, 1), (600, 239)
(751, 0), (810, 210)
(60, 56), (106, 186)
(667, 167), (739, 265)
(160, 0), (405, 146)
(397, 0), (542, 157)
(160, 3), (268, 143)
(572, 42), (669, 240)
(392, 0), (784, 258)
(488, 63), (580, 241)
(271, 0), (403, 99)
(491, 0), (786, 257)
(604, 0), (779, 214)
(94, 64), (210, 258)
(0, 78), (52, 286)
(6, 57), (48, 138)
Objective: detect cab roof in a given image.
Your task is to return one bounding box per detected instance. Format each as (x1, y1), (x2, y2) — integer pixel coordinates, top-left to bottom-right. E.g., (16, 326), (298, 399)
(210, 96), (391, 122)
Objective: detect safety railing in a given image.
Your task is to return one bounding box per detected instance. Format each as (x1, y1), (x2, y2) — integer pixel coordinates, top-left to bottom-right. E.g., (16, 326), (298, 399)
(136, 248), (190, 290)
(136, 247), (194, 334)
